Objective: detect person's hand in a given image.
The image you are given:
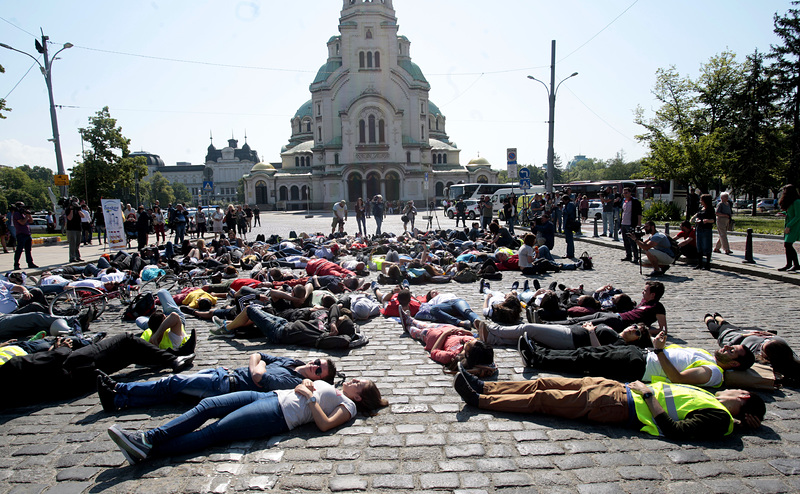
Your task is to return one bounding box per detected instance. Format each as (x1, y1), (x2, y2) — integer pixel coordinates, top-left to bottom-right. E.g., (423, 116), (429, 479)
(628, 381), (650, 395)
(294, 379), (315, 398)
(743, 413), (762, 429)
(20, 290), (32, 301)
(785, 227), (791, 235)
(653, 331), (667, 350)
(582, 322), (596, 332)
(0, 339), (18, 347)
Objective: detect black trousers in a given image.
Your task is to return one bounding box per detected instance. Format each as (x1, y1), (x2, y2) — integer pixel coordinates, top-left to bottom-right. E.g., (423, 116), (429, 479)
(535, 345), (647, 382)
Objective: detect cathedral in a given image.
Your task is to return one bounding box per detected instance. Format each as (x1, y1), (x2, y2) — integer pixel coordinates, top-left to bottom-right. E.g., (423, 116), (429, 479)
(243, 0), (498, 210)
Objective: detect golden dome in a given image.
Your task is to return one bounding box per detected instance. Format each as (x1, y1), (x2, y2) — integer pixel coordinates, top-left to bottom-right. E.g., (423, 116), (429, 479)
(467, 156), (491, 166)
(250, 162), (275, 172)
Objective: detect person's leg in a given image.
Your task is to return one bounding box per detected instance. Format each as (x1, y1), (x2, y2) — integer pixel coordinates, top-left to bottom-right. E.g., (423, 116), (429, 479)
(0, 312), (71, 340)
(535, 345), (646, 381)
(427, 304), (463, 327)
(564, 228), (574, 258)
(479, 376), (628, 423)
(245, 306), (288, 343)
(156, 289), (185, 324)
(115, 368), (230, 409)
(451, 298), (480, 325)
(523, 323), (575, 349)
(145, 391), (288, 457)
(785, 242), (800, 269)
(482, 321), (529, 346)
(13, 234), (24, 268)
(65, 333), (177, 376)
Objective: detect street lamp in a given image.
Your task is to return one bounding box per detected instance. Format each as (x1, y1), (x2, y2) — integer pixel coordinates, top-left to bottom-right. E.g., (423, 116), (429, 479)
(527, 40), (577, 194)
(1, 32), (73, 195)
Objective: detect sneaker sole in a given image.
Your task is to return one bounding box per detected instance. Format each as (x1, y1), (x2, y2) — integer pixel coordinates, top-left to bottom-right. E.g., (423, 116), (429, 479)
(208, 332), (235, 339)
(107, 425), (146, 464)
(517, 335), (531, 367)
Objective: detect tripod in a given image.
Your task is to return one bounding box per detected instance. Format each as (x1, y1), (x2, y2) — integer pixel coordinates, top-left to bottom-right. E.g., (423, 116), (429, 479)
(425, 201), (441, 231)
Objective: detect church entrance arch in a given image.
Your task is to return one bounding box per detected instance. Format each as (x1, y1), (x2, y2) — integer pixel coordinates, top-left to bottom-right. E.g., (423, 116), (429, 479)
(348, 173), (363, 203)
(255, 181), (269, 205)
(385, 172), (400, 202)
(366, 172), (381, 199)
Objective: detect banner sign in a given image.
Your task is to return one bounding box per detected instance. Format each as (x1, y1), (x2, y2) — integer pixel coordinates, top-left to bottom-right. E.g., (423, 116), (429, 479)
(102, 199), (127, 251)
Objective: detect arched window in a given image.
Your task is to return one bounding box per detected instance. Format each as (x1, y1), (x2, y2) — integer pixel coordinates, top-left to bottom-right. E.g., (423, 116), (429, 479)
(436, 118), (439, 130)
(334, 153), (339, 165)
(406, 151), (411, 163)
(295, 157), (300, 167)
(318, 126), (322, 141)
(256, 181), (268, 204)
(477, 175), (488, 183)
(368, 115), (376, 143)
(290, 186), (300, 201)
(374, 51), (380, 68)
(335, 43), (339, 55)
(359, 51), (365, 68)
(279, 186), (288, 201)
(366, 29), (372, 39)
(301, 185), (309, 201)
(306, 121), (311, 132)
(359, 119), (366, 143)
(443, 154), (447, 164)
(367, 51), (373, 68)
(421, 124), (425, 140)
(435, 182), (445, 197)
(378, 119), (385, 143)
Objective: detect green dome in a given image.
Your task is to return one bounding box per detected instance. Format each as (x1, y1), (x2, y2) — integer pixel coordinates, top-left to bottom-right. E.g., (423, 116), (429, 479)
(294, 100), (313, 119)
(428, 101), (441, 116)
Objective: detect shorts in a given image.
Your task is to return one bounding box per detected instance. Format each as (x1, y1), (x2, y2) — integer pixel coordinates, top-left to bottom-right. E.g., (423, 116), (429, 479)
(643, 249), (675, 267)
(332, 217), (344, 227)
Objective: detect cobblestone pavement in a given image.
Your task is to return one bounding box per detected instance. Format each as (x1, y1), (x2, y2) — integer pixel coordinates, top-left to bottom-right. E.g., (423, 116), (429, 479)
(2, 212), (800, 493)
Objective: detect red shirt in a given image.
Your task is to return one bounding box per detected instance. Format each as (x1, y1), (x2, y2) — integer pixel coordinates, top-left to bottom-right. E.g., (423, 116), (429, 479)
(230, 278), (263, 291)
(496, 255), (520, 271)
(306, 259), (355, 278)
(381, 294), (426, 317)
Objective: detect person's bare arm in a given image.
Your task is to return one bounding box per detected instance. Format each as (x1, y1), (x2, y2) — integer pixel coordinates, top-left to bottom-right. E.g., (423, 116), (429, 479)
(653, 331), (711, 385)
(584, 322), (601, 347)
(249, 353), (266, 386)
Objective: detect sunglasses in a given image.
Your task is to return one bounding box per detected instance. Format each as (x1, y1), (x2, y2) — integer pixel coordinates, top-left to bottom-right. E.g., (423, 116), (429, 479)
(632, 329), (641, 337)
(312, 359), (323, 376)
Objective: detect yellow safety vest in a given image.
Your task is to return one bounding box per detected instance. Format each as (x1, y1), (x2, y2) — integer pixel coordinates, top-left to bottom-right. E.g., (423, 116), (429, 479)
(0, 345), (27, 366)
(631, 382), (734, 437)
(140, 326), (189, 350)
(649, 345), (725, 388)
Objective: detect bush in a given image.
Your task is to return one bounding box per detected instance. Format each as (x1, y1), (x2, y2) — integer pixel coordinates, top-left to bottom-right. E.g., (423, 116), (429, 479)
(643, 200), (682, 222)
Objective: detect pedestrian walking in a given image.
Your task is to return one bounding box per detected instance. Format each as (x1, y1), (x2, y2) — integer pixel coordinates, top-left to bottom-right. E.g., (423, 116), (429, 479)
(778, 184), (800, 272)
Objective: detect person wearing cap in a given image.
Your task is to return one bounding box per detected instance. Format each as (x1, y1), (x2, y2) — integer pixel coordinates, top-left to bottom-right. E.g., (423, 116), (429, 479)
(11, 202), (37, 270)
(332, 200), (348, 235)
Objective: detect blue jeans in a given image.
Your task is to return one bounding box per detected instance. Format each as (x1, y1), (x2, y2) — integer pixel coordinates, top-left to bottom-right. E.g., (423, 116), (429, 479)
(537, 245), (555, 261)
(115, 367), (234, 409)
(696, 228), (713, 257)
(602, 211), (613, 235)
(374, 215), (383, 235)
(564, 228), (574, 258)
(356, 216), (367, 235)
(247, 306), (288, 343)
(145, 391), (288, 456)
(174, 223), (186, 244)
(417, 298), (478, 326)
(136, 289), (185, 330)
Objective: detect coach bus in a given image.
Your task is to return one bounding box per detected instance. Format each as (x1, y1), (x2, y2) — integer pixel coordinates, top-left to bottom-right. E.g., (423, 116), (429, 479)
(554, 179), (685, 208)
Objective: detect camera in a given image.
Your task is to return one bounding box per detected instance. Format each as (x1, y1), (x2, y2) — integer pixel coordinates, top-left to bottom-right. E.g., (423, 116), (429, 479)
(628, 227), (645, 240)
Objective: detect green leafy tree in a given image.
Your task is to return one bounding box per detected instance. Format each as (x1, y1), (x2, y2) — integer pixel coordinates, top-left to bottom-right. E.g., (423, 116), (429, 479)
(769, 1), (800, 185)
(149, 172), (175, 205)
(73, 107), (148, 207)
(172, 182), (191, 204)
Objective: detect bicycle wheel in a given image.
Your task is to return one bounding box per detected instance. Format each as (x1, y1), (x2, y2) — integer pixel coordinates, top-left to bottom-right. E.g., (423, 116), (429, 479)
(140, 275), (179, 294)
(50, 286), (107, 318)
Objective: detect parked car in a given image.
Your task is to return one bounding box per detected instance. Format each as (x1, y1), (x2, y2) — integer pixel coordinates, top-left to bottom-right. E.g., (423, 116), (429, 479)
(446, 200), (480, 220)
(757, 198), (779, 212)
(28, 218), (49, 233)
(587, 201), (603, 221)
(734, 199), (752, 209)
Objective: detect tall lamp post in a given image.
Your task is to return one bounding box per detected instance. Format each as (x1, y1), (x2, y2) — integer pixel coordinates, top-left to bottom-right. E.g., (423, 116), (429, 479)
(527, 40), (577, 194)
(0, 32), (73, 195)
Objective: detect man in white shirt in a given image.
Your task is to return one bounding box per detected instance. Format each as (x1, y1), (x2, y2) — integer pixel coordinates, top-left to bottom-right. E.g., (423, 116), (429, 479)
(331, 201), (348, 235)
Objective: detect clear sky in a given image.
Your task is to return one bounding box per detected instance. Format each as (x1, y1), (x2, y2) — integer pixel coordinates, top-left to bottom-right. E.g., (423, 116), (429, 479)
(0, 0), (793, 176)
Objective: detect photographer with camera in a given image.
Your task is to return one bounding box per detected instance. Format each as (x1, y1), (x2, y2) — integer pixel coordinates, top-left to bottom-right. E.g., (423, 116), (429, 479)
(629, 220), (675, 277)
(63, 197), (84, 263)
(619, 187), (643, 264)
(11, 202), (37, 271)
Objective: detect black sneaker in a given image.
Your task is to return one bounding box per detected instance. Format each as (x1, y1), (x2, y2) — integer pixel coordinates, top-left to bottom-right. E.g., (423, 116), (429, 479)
(176, 329), (196, 356)
(533, 279), (541, 290)
(523, 280), (530, 292)
(510, 281), (519, 291)
(453, 373), (479, 407)
(525, 306), (534, 324)
(96, 376), (118, 413)
(518, 334), (534, 367)
(107, 425), (152, 464)
(457, 362), (485, 394)
(172, 353), (195, 373)
(620, 257), (632, 262)
(78, 306), (96, 333)
(660, 265), (670, 275)
(179, 306), (197, 316)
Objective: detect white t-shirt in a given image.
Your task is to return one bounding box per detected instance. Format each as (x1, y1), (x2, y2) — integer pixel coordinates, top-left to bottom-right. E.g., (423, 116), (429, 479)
(0, 280), (19, 314)
(333, 203), (347, 220)
(68, 279), (105, 290)
(482, 290), (507, 317)
(341, 260), (360, 271)
(41, 275), (70, 285)
(100, 271), (127, 284)
(643, 347), (723, 388)
(518, 244), (535, 268)
(277, 381), (356, 430)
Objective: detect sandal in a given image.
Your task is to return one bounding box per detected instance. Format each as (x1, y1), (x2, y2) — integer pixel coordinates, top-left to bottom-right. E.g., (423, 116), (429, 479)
(703, 313), (714, 326)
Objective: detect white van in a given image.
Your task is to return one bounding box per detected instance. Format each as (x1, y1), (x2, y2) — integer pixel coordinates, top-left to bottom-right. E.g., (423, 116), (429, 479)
(490, 187), (527, 218)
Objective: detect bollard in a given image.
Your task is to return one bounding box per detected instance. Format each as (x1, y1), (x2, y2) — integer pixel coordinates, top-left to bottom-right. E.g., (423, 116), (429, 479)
(743, 228), (756, 264)
(612, 215), (620, 242)
(593, 217), (599, 238)
(664, 223), (670, 236)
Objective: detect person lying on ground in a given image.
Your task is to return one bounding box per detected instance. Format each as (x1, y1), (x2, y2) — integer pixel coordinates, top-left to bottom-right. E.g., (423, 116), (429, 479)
(413, 289), (482, 329)
(518, 328), (754, 387)
(96, 351), (336, 412)
(475, 319), (652, 350)
(108, 377), (387, 464)
(480, 284), (523, 325)
(453, 367), (764, 440)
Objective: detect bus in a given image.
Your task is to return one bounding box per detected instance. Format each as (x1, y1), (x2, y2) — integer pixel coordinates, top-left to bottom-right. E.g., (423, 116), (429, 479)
(554, 179), (686, 209)
(444, 183), (517, 203)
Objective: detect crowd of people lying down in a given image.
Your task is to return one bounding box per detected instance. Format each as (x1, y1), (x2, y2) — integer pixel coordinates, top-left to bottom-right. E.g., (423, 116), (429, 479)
(1, 220), (788, 464)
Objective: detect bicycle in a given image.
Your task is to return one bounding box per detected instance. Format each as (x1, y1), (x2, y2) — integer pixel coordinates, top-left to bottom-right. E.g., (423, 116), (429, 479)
(49, 282), (138, 318)
(139, 274), (179, 293)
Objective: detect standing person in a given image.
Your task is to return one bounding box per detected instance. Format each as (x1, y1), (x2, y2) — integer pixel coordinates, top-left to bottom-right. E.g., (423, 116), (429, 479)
(552, 193), (563, 233)
(561, 195), (576, 259)
(136, 206), (151, 251)
(600, 187), (614, 236)
(152, 206), (166, 244)
(620, 187), (643, 263)
(80, 202), (93, 246)
(196, 208), (207, 239)
(45, 211), (55, 234)
(11, 203), (37, 270)
(0, 210), (9, 254)
(65, 197), (83, 263)
(503, 197), (515, 235)
(686, 188), (701, 221)
(713, 192), (734, 255)
(372, 195), (384, 235)
(331, 200), (348, 235)
(354, 198), (367, 236)
(579, 195), (590, 223)
(693, 193), (716, 270)
(244, 205), (253, 232)
(481, 196), (493, 230)
(94, 205), (106, 245)
(235, 205), (248, 240)
(778, 184), (800, 271)
(455, 198), (467, 228)
(211, 206), (225, 240)
(173, 204), (187, 244)
(224, 205), (237, 237)
(253, 205), (261, 227)
(402, 201), (417, 232)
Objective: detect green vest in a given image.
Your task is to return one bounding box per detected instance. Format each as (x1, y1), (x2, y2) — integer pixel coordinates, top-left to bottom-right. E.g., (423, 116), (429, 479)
(631, 382), (734, 437)
(140, 327), (189, 350)
(0, 345), (27, 366)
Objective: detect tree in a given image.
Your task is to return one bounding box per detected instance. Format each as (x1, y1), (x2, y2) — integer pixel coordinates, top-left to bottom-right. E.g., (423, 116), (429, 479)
(769, 1), (800, 185)
(74, 107), (148, 207)
(0, 64), (9, 119)
(172, 182), (191, 204)
(149, 172), (175, 205)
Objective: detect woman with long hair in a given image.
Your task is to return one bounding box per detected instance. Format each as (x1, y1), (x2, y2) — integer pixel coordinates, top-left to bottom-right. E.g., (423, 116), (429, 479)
(693, 193), (716, 270)
(355, 197), (367, 236)
(108, 378), (387, 464)
(778, 184), (800, 271)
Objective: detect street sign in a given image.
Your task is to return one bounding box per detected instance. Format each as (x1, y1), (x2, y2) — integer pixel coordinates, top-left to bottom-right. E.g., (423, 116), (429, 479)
(506, 148), (517, 164)
(520, 179), (531, 189)
(203, 181), (214, 192)
(54, 174), (69, 186)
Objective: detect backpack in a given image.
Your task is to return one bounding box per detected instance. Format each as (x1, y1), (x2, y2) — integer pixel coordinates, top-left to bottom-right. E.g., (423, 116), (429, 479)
(579, 251), (593, 270)
(122, 292), (156, 322)
(453, 269), (479, 283)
